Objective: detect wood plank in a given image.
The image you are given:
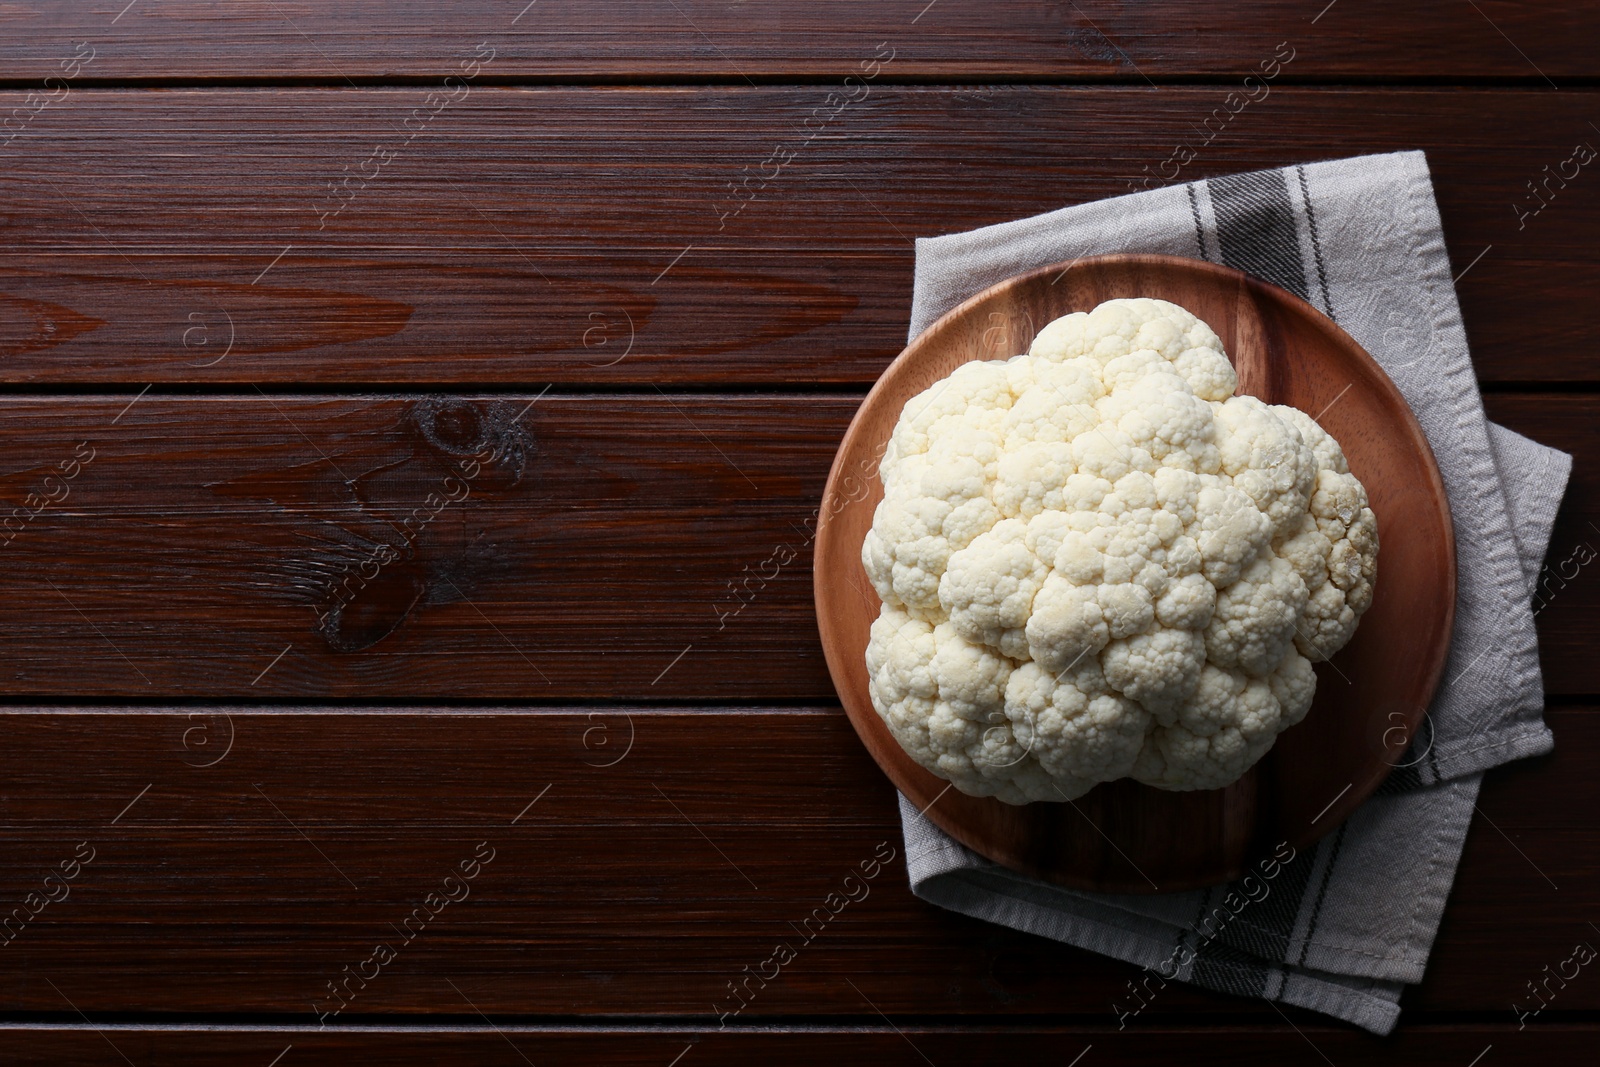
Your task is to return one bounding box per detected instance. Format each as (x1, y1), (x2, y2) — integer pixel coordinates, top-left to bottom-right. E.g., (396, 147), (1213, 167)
(0, 1024), (1591, 1067)
(1422, 711), (1600, 1012)
(0, 394), (846, 699)
(0, 707), (1593, 1016)
(0, 88), (1594, 384)
(0, 1), (1595, 80)
(0, 708), (1256, 1018)
(1482, 394), (1600, 696)
(0, 393), (1594, 699)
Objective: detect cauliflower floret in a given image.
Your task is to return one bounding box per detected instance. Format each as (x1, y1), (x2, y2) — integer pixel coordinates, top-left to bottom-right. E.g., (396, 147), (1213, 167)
(1131, 664), (1284, 790)
(1155, 571), (1216, 629)
(1031, 298), (1238, 401)
(890, 358), (1014, 459)
(1203, 553), (1309, 677)
(1274, 404), (1350, 475)
(1098, 370), (1221, 472)
(1269, 648), (1318, 728)
(1102, 628), (1207, 718)
(866, 607), (938, 705)
(1212, 397), (1319, 539)
(1004, 659), (1149, 800)
(1025, 574), (1110, 673)
(940, 518), (1048, 660)
(1002, 360), (1104, 449)
(994, 442), (1078, 519)
(862, 298), (1378, 801)
(862, 436), (1002, 619)
(1265, 409), (1378, 659)
(1189, 483), (1272, 587)
(869, 611), (1041, 804)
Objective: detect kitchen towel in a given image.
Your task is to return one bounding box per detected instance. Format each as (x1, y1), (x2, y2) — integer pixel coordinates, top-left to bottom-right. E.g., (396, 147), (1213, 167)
(898, 150), (1572, 1035)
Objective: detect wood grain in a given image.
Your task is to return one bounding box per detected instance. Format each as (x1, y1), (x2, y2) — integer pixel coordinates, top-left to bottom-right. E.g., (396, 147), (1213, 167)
(0, 89), (1594, 383)
(816, 255), (1452, 891)
(0, 1025), (1594, 1067)
(0, 392), (1592, 700)
(0, 707), (1592, 1017)
(1482, 394), (1600, 692)
(0, 394), (844, 698)
(0, 2), (1594, 81)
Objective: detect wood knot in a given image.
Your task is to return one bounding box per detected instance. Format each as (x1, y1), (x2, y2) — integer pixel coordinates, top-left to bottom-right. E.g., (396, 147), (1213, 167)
(409, 397), (532, 488)
(316, 560), (428, 653)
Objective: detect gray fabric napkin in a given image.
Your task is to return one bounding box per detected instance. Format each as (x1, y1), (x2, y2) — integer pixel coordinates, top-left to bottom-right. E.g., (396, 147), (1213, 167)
(897, 151), (1572, 1035)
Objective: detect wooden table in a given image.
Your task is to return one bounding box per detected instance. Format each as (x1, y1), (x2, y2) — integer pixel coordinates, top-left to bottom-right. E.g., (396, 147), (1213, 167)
(1, 2), (1595, 1062)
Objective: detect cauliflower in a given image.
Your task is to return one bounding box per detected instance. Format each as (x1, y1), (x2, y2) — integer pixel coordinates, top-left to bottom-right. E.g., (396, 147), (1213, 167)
(862, 298), (1377, 803)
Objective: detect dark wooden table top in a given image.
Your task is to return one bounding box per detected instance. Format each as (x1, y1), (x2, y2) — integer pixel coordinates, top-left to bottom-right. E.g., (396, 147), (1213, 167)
(1, 2), (1596, 1063)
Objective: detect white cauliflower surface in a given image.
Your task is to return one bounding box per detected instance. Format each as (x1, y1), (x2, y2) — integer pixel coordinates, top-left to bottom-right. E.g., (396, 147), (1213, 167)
(862, 298), (1377, 803)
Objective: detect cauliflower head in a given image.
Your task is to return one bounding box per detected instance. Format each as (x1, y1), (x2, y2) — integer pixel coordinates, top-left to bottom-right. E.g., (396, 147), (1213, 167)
(862, 298), (1377, 804)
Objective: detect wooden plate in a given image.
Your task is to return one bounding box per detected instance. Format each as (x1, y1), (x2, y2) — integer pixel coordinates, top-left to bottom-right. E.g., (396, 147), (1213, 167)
(814, 254), (1456, 893)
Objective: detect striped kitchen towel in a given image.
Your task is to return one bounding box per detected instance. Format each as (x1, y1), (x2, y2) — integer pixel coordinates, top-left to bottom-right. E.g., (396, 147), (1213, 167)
(898, 150), (1572, 1035)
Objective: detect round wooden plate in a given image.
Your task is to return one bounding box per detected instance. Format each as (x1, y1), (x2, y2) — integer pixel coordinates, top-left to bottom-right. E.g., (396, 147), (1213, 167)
(814, 254), (1456, 893)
